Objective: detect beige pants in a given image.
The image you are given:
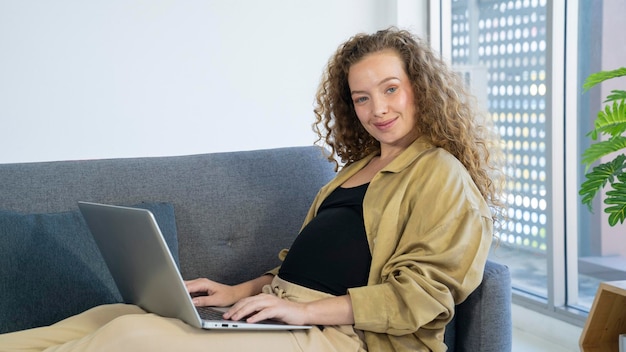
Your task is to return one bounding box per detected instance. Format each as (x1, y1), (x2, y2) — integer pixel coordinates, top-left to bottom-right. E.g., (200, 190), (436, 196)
(0, 277), (367, 352)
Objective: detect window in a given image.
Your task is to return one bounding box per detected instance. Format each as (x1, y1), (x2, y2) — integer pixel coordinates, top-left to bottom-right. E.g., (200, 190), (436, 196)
(573, 0), (626, 311)
(449, 0), (550, 299)
(438, 0), (626, 324)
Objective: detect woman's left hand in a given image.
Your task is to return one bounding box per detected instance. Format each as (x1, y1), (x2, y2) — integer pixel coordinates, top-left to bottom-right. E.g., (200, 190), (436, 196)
(224, 293), (310, 326)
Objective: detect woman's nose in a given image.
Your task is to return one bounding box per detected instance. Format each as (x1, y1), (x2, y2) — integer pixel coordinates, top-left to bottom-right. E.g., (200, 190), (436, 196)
(372, 96), (388, 116)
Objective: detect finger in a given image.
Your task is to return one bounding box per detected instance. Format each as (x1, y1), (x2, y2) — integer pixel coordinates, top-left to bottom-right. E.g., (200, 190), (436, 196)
(225, 294), (273, 321)
(223, 297), (255, 320)
(184, 278), (207, 293)
(245, 308), (276, 323)
(191, 295), (220, 307)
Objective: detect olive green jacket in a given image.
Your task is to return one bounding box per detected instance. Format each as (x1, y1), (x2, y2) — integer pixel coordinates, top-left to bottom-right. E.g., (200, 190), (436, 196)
(274, 137), (493, 351)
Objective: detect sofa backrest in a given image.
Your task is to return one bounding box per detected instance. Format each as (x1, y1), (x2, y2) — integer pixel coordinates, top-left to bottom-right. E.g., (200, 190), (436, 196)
(0, 146), (336, 284)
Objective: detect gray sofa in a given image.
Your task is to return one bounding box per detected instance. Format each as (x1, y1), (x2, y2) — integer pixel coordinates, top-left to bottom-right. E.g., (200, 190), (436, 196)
(0, 146), (512, 351)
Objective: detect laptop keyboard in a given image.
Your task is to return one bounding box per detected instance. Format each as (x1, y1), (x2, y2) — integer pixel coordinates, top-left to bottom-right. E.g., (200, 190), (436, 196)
(196, 306), (228, 321)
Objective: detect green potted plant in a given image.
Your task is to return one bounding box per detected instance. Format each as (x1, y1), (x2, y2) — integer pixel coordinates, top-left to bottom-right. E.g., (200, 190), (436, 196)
(579, 67), (626, 226)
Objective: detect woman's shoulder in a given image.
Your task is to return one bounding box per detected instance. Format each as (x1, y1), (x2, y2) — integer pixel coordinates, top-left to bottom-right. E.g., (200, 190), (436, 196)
(410, 142), (467, 176)
(408, 145), (488, 211)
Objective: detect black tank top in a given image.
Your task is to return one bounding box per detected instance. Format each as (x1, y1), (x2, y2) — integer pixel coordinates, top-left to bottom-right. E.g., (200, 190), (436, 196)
(278, 183), (371, 296)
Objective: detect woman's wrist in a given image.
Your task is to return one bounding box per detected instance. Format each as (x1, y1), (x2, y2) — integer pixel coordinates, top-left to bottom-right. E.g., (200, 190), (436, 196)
(302, 295), (354, 326)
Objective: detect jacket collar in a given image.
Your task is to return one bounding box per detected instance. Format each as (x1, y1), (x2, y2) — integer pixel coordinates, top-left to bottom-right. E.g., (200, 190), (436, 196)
(333, 136), (436, 185)
(379, 136), (436, 174)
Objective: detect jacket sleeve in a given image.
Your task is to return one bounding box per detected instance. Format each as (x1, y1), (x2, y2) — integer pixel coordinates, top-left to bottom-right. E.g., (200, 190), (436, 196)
(349, 209), (492, 335)
(348, 154), (494, 336)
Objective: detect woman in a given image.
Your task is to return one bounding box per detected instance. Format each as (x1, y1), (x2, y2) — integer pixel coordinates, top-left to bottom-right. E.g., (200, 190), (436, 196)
(0, 28), (503, 352)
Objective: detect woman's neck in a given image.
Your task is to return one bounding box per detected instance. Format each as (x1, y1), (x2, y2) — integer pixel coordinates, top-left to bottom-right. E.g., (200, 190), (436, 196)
(377, 135), (419, 163)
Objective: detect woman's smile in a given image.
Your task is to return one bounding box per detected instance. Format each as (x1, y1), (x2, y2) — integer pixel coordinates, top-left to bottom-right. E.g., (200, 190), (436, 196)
(373, 117), (398, 130)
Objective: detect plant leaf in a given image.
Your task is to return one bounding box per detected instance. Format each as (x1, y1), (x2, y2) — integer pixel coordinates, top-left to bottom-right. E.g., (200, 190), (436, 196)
(581, 137), (626, 167)
(590, 99), (626, 139)
(606, 90), (626, 103)
(604, 181), (626, 226)
(583, 67), (626, 92)
(580, 154), (626, 210)
(580, 166), (610, 210)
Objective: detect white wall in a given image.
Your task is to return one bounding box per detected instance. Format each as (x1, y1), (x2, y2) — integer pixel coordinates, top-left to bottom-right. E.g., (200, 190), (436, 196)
(598, 0), (626, 253)
(0, 0), (408, 164)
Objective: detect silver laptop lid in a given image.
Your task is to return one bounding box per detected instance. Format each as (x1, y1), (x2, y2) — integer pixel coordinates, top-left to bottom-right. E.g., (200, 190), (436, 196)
(78, 201), (204, 328)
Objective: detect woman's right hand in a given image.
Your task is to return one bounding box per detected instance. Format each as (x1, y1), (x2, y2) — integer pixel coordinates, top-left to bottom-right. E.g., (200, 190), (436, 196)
(184, 278), (240, 307)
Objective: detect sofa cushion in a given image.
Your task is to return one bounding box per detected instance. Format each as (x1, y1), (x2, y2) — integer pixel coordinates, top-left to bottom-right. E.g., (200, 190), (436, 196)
(0, 202), (178, 334)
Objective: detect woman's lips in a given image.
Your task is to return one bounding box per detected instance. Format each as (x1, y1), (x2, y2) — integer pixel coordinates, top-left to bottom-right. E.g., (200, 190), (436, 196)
(374, 117), (398, 130)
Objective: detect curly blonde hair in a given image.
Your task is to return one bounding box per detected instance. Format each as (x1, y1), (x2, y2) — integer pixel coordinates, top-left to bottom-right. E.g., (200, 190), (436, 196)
(313, 27), (505, 213)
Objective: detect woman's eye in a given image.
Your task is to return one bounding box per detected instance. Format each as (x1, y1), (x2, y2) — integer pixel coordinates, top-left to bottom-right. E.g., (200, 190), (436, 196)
(354, 96), (368, 104)
(386, 87), (398, 94)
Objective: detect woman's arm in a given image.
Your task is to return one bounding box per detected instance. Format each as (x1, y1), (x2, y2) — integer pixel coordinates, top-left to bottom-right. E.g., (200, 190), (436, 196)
(224, 293), (355, 326)
(349, 210), (493, 335)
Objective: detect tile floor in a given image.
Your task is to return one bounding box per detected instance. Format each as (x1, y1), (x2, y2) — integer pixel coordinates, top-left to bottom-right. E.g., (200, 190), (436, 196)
(511, 304), (583, 352)
(513, 327), (577, 352)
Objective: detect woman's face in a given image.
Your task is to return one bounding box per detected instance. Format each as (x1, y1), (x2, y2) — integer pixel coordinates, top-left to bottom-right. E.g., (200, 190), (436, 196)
(348, 50), (419, 156)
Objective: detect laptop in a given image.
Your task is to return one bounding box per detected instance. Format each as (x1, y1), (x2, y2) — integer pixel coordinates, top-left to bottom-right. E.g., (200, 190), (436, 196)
(77, 201), (311, 330)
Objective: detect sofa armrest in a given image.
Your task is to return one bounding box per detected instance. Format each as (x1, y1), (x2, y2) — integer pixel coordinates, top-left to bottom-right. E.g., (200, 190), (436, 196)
(445, 260), (512, 352)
